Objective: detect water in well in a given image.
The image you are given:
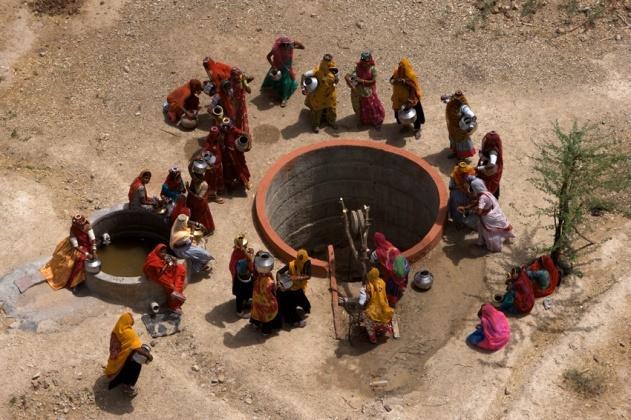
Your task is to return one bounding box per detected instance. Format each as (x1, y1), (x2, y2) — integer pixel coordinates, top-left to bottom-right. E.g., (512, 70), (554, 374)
(98, 237), (158, 277)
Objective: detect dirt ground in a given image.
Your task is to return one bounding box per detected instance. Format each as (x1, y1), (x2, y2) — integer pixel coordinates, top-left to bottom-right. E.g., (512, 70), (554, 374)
(1, 0), (630, 418)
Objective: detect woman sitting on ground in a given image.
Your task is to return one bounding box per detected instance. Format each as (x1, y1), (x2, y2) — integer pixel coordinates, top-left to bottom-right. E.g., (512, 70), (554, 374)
(467, 303), (511, 351)
(495, 267), (535, 315)
(40, 214), (97, 290)
(104, 312), (153, 398)
(128, 170), (159, 211)
(169, 214), (213, 274)
(143, 244), (186, 315)
(276, 249), (312, 328)
(360, 268), (395, 344)
(160, 166), (186, 203)
(164, 79), (203, 127)
(458, 178), (514, 252)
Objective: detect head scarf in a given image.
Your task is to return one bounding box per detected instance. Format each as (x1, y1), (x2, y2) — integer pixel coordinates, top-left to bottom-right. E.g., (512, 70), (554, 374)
(373, 232), (401, 273)
(164, 167), (182, 190)
(469, 177), (488, 195)
(476, 304), (511, 351)
(481, 131), (503, 160)
(189, 79), (202, 93)
(70, 214), (91, 244)
(451, 162), (476, 190)
(365, 268), (395, 324)
(295, 249), (309, 274)
(128, 170), (151, 202)
(104, 312), (142, 377)
(169, 213), (191, 249)
(392, 57), (423, 99)
(271, 36), (294, 74)
(356, 52), (376, 83)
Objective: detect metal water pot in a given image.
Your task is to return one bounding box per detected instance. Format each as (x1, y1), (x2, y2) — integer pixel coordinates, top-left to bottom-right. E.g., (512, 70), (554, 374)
(179, 116), (198, 129)
(254, 251), (275, 274)
(413, 270), (433, 291)
(235, 135), (251, 152)
(269, 69), (282, 81)
(458, 105), (477, 132)
(302, 76), (318, 93)
(397, 106), (417, 126)
(191, 159), (208, 175)
(85, 258), (102, 274)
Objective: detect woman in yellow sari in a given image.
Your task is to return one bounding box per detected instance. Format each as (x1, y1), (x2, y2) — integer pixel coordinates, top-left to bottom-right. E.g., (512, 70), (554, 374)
(104, 312), (152, 397)
(250, 251), (282, 336)
(277, 249), (312, 328)
(360, 268), (395, 344)
(390, 57), (425, 139)
(302, 54), (339, 133)
(40, 214), (97, 290)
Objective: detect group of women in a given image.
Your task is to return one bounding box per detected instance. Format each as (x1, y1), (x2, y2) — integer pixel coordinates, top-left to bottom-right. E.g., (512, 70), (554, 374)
(228, 236), (313, 334)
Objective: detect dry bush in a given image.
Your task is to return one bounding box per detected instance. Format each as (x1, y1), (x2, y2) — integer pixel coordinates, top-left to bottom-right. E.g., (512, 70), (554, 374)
(562, 368), (607, 397)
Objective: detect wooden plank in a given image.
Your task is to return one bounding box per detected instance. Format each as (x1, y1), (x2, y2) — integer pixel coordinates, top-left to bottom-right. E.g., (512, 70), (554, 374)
(328, 244), (345, 340)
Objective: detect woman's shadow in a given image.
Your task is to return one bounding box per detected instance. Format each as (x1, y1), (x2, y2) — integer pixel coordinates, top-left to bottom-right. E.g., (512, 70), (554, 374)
(92, 376), (134, 415)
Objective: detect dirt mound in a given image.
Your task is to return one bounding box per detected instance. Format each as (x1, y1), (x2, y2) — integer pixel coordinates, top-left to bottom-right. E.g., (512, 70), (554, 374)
(29, 0), (84, 16)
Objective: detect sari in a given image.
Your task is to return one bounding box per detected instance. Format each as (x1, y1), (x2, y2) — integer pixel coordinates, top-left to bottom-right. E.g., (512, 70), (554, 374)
(467, 304), (511, 351)
(476, 131), (504, 197)
(169, 194), (190, 226)
(104, 313), (142, 378)
(186, 179), (215, 233)
(362, 268), (395, 343)
(166, 80), (202, 123)
(128, 170), (153, 211)
(373, 232), (408, 306)
(448, 163), (476, 225)
(203, 127), (225, 196)
(229, 247), (248, 279)
(527, 255), (560, 298)
(161, 171), (185, 202)
(250, 273), (282, 334)
(261, 37), (299, 101)
(499, 268), (535, 315)
(222, 126), (251, 189)
(390, 57), (423, 110)
(305, 57), (338, 112)
(40, 215), (93, 290)
(350, 55), (385, 126)
(471, 179), (514, 252)
(228, 67), (250, 134)
(203, 57), (232, 89)
(143, 244), (186, 311)
(445, 91), (476, 159)
(277, 250), (312, 325)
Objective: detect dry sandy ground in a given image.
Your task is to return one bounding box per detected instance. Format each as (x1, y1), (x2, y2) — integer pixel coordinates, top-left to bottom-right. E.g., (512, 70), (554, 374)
(1, 0), (630, 418)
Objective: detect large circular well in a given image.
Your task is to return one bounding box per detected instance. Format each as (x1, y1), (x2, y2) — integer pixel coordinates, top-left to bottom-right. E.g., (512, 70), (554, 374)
(255, 140), (448, 276)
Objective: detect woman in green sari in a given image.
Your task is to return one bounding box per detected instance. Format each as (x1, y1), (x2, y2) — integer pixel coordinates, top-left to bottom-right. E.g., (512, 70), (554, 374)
(261, 37), (305, 107)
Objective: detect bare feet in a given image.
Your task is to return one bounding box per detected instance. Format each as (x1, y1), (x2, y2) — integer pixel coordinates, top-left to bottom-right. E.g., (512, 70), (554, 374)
(280, 99), (287, 107)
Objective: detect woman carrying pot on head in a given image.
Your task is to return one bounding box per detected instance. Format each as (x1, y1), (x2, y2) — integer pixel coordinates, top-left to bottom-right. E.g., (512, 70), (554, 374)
(186, 160), (215, 235)
(360, 268), (395, 344)
(250, 251), (282, 336)
(128, 170), (161, 212)
(169, 214), (213, 273)
(390, 58), (425, 139)
(202, 126), (225, 203)
(164, 79), (203, 128)
(276, 249), (312, 328)
(476, 131), (504, 199)
(345, 51), (385, 129)
(221, 67), (251, 134)
(40, 214), (97, 290)
(262, 37), (305, 107)
(104, 312), (153, 398)
(302, 54), (339, 133)
(143, 244), (187, 315)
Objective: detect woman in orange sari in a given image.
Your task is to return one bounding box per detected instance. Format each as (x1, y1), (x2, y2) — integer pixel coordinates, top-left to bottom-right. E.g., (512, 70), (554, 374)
(104, 312), (152, 397)
(164, 79), (203, 125)
(250, 252), (282, 335)
(143, 244), (186, 314)
(40, 214), (97, 290)
(390, 58), (425, 139)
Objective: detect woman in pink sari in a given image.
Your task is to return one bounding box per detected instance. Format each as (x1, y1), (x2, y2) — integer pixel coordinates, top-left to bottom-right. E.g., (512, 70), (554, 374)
(467, 304), (510, 351)
(461, 178), (514, 252)
(373, 232), (409, 307)
(344, 52), (385, 128)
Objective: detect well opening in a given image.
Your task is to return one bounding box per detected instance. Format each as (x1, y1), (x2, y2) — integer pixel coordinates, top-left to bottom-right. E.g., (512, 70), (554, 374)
(255, 140), (447, 278)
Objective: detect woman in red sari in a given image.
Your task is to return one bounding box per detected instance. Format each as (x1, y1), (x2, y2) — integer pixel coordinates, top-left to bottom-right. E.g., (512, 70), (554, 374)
(41, 214), (97, 290)
(165, 79), (203, 125)
(229, 234), (253, 278)
(202, 126), (225, 203)
(203, 57), (232, 90)
(345, 52), (385, 128)
(373, 232), (409, 307)
(128, 170), (158, 211)
(226, 67), (251, 134)
(221, 123), (251, 190)
(143, 244), (186, 313)
(186, 170), (215, 235)
(476, 131), (504, 199)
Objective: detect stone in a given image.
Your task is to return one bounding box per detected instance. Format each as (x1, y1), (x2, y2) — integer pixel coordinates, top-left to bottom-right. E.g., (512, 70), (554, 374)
(244, 397), (253, 405)
(192, 365), (200, 372)
(123, 65), (130, 73)
(32, 372), (41, 380)
(383, 404), (392, 412)
(615, 34), (622, 41)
